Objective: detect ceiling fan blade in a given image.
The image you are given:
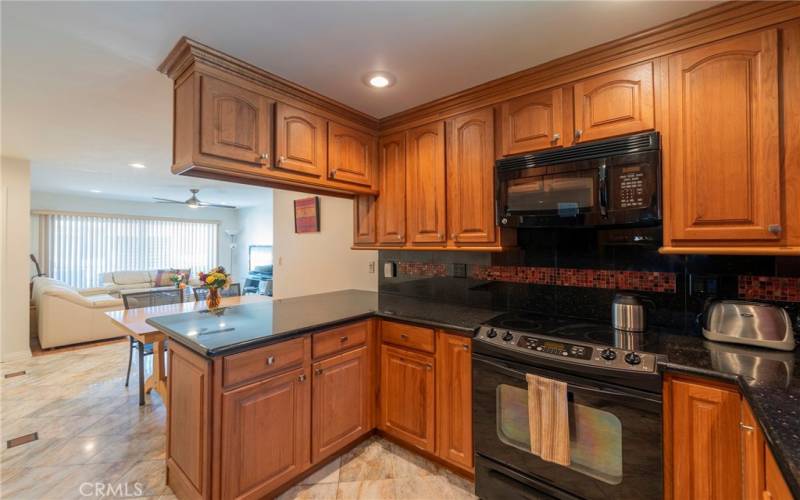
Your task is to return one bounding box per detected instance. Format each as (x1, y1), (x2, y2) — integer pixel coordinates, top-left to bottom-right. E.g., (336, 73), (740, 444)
(153, 197), (184, 204)
(197, 201), (238, 209)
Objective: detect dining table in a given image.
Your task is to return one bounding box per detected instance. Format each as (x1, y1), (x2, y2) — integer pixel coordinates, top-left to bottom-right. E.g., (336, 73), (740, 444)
(106, 294), (272, 407)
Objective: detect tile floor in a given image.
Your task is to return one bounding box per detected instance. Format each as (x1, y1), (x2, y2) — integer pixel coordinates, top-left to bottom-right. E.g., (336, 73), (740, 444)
(1, 341), (476, 500)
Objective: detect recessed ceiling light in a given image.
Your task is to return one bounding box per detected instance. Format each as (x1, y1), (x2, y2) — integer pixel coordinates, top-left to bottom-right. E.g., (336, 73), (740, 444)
(128, 163), (146, 169)
(363, 71), (396, 89)
(90, 189), (102, 193)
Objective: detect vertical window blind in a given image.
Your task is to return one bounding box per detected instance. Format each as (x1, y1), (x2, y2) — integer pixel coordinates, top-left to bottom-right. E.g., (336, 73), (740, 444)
(37, 212), (218, 288)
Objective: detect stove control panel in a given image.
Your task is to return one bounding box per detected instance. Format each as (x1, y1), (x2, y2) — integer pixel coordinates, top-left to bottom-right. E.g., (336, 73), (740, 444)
(476, 326), (658, 373)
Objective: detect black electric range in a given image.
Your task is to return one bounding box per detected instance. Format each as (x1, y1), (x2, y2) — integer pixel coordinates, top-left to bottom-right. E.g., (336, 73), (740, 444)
(473, 312), (665, 500)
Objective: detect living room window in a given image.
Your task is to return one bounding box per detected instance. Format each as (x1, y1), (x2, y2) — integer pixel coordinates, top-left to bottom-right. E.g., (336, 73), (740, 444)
(35, 212), (218, 288)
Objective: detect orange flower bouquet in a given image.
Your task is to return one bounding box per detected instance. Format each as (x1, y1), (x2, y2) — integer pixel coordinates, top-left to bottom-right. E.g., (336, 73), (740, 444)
(198, 266), (231, 309)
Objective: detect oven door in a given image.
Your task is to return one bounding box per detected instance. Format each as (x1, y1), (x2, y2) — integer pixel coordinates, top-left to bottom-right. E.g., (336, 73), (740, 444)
(473, 353), (663, 500)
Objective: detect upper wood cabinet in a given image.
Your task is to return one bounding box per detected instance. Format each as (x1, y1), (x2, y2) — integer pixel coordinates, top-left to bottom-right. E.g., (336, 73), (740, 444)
(406, 121), (446, 245)
(311, 346), (371, 463)
(573, 61), (655, 143)
(220, 366), (310, 500)
(436, 332), (473, 471)
(379, 344), (435, 453)
(667, 376), (742, 500)
(377, 132), (407, 244)
(274, 102), (327, 177)
(199, 74), (271, 167)
(353, 195), (377, 245)
(665, 29), (781, 244)
(447, 107), (496, 244)
(328, 122), (377, 187)
(500, 88), (566, 155)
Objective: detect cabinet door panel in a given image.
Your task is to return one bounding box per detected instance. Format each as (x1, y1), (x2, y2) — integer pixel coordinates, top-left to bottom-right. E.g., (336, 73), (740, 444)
(741, 401), (765, 500)
(221, 367), (310, 500)
(436, 333), (472, 470)
(353, 194), (377, 245)
(447, 107), (496, 244)
(200, 75), (270, 166)
(379, 345), (435, 452)
(275, 103), (326, 177)
(667, 30), (781, 242)
(406, 122), (446, 244)
(377, 132), (407, 244)
(670, 378), (741, 500)
(329, 122), (376, 187)
(501, 88), (564, 155)
(573, 61), (654, 142)
(312, 346), (370, 462)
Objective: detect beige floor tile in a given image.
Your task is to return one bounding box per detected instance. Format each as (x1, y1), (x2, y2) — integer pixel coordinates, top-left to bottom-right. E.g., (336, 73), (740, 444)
(339, 438), (395, 482)
(389, 442), (440, 478)
(114, 459), (169, 497)
(393, 475), (464, 500)
(301, 457), (341, 485)
(277, 482), (339, 500)
(336, 479), (396, 500)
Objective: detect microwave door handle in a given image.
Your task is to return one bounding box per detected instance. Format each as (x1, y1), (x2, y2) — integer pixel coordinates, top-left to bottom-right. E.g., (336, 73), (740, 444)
(598, 163), (608, 218)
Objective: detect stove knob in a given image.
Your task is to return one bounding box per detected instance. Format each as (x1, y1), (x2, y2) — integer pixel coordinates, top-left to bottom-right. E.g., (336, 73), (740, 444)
(600, 348), (617, 361)
(502, 331), (514, 342)
(624, 352), (642, 365)
(486, 328), (497, 339)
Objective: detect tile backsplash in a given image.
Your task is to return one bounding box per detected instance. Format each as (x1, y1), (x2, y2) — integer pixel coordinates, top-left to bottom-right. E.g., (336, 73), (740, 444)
(378, 228), (800, 333)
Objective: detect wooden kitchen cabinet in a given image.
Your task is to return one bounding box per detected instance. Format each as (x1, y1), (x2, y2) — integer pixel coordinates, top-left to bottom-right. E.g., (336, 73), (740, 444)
(436, 332), (473, 471)
(765, 447), (793, 500)
(379, 344), (436, 452)
(311, 345), (371, 462)
(572, 61), (655, 143)
(666, 376), (742, 500)
(446, 107), (496, 244)
(377, 132), (407, 245)
(220, 366), (310, 500)
(353, 195), (377, 245)
(500, 87), (567, 155)
(274, 102), (327, 177)
(198, 74), (272, 168)
(742, 401), (793, 500)
(328, 122), (377, 187)
(664, 29), (782, 245)
(406, 121), (446, 245)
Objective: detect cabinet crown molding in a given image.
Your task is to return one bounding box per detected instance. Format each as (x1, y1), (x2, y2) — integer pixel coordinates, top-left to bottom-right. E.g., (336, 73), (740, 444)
(158, 36), (379, 130)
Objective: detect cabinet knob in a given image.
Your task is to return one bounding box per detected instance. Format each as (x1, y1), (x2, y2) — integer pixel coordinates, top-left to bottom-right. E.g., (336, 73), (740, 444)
(278, 156), (286, 166)
(330, 170), (337, 179)
(768, 224), (782, 234)
(425, 364), (432, 371)
(315, 368), (323, 376)
(575, 129), (583, 139)
(298, 374), (306, 382)
(340, 336), (349, 343)
(259, 153), (270, 161)
(266, 356), (275, 365)
(451, 233), (457, 240)
(462, 344), (469, 351)
(400, 333), (409, 340)
(552, 133), (561, 141)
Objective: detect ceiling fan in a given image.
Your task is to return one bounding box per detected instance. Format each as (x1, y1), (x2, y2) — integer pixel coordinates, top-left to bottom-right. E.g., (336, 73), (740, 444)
(153, 189), (237, 209)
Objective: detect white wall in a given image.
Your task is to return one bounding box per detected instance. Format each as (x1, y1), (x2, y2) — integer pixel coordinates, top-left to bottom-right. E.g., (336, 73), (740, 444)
(1, 157), (33, 362)
(30, 191), (241, 279)
(272, 190), (377, 299)
(235, 193), (274, 281)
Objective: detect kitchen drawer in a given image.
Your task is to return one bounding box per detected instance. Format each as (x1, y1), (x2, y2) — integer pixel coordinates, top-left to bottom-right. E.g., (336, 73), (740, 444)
(381, 321), (435, 353)
(223, 337), (306, 388)
(312, 321), (368, 359)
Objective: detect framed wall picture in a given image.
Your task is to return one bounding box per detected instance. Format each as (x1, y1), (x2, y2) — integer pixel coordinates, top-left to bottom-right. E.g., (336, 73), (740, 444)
(294, 196), (320, 233)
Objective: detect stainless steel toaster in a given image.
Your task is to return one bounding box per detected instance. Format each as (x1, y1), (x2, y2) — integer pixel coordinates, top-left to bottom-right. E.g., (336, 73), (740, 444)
(702, 300), (796, 351)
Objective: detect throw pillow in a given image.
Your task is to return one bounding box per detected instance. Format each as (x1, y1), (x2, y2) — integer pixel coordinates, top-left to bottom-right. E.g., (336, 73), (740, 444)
(153, 269), (177, 287)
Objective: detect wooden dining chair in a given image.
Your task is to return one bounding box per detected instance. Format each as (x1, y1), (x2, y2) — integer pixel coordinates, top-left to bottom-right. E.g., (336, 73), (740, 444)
(122, 289), (184, 405)
(193, 283), (241, 301)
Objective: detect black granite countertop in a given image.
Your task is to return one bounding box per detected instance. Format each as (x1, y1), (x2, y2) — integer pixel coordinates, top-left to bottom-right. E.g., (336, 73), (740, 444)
(146, 290), (799, 494)
(145, 289), (503, 357)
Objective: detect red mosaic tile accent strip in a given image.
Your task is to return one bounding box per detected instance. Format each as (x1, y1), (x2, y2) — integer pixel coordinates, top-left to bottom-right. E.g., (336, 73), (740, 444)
(398, 262), (447, 277)
(739, 275), (800, 302)
(470, 265), (676, 293)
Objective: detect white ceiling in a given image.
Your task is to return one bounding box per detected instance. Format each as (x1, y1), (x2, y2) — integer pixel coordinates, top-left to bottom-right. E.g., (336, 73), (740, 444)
(2, 1), (716, 206)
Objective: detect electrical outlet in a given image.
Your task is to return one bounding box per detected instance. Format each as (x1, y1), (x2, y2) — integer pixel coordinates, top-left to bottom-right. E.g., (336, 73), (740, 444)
(452, 263), (467, 278)
(368, 262), (375, 274)
(690, 274), (718, 296)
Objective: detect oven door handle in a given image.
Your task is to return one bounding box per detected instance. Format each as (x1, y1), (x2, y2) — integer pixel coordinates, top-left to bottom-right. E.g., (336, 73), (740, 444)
(475, 356), (658, 402)
(598, 162), (608, 218)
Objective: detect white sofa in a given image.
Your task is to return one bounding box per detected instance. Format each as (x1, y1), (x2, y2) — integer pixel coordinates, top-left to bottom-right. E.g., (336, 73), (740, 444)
(31, 277), (125, 349)
(99, 269), (202, 295)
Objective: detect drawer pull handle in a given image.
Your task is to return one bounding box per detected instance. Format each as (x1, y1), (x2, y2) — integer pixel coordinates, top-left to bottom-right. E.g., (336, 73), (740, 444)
(340, 336), (349, 343)
(768, 224), (782, 234)
(315, 368), (323, 376)
(400, 333), (409, 340)
(266, 356), (275, 366)
(740, 423), (755, 431)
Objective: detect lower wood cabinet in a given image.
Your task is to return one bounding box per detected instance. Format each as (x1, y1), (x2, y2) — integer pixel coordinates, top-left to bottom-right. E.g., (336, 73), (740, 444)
(311, 345), (371, 462)
(379, 344), (436, 452)
(436, 333), (473, 470)
(665, 374), (793, 500)
(220, 366), (310, 500)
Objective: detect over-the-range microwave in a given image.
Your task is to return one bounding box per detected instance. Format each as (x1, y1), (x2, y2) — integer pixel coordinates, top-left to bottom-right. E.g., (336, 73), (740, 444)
(496, 132), (661, 228)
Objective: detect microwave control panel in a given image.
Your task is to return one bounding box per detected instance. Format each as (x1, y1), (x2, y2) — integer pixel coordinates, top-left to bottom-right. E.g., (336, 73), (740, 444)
(616, 166), (648, 209)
